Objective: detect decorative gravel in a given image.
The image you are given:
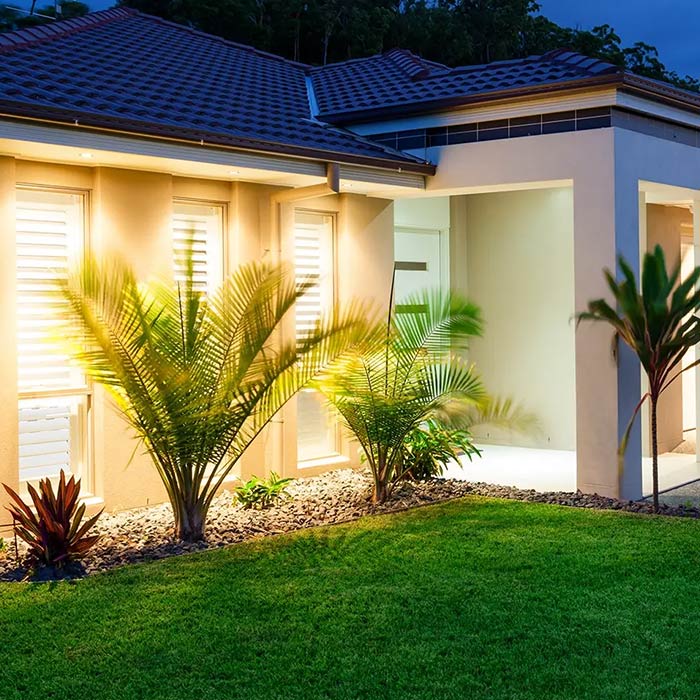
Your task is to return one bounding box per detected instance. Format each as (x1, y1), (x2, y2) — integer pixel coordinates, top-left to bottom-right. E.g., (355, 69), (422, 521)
(3, 469), (700, 581)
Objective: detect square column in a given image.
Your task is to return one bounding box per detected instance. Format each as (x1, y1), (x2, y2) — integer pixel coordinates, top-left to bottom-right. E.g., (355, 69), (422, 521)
(574, 171), (643, 501)
(694, 198), (700, 465)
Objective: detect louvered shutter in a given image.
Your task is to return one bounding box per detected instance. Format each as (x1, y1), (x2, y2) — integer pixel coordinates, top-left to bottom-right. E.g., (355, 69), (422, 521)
(294, 218), (325, 344)
(172, 202), (224, 295)
(16, 192), (84, 393)
(16, 190), (87, 483)
(294, 211), (337, 463)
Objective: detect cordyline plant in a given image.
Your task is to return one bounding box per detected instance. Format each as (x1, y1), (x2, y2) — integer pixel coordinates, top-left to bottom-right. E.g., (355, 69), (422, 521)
(578, 244), (700, 511)
(59, 253), (369, 541)
(314, 286), (532, 504)
(4, 470), (102, 569)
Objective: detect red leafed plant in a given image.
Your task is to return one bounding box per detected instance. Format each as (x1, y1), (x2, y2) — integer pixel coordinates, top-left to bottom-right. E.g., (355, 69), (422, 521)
(3, 470), (102, 569)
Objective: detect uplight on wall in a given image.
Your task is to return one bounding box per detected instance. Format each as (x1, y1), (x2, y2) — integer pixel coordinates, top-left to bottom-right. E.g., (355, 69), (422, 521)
(79, 152), (93, 159)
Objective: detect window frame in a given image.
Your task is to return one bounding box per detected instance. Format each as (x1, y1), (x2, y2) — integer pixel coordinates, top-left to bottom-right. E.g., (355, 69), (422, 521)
(15, 184), (94, 492)
(172, 197), (228, 294)
(293, 207), (342, 465)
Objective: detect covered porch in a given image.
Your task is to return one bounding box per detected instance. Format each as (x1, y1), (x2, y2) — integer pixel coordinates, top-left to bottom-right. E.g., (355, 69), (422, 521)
(389, 124), (700, 501)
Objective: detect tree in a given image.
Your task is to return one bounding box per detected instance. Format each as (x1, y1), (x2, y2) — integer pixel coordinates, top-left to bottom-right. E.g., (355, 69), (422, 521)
(315, 286), (532, 503)
(59, 252), (369, 541)
(111, 0), (700, 92)
(577, 245), (700, 510)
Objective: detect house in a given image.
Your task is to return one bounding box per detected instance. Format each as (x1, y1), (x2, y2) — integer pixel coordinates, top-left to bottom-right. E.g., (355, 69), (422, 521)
(1, 7), (699, 513)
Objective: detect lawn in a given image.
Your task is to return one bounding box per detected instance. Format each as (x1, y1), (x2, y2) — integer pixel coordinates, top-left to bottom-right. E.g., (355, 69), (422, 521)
(2, 497), (700, 700)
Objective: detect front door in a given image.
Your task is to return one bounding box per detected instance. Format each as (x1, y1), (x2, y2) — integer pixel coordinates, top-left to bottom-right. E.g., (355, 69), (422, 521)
(394, 226), (449, 303)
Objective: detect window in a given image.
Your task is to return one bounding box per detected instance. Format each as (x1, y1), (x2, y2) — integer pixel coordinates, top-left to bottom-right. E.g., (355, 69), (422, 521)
(16, 188), (90, 486)
(172, 201), (225, 294)
(294, 210), (338, 463)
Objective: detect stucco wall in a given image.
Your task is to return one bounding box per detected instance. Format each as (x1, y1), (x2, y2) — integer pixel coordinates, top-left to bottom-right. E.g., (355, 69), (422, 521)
(460, 188), (576, 450)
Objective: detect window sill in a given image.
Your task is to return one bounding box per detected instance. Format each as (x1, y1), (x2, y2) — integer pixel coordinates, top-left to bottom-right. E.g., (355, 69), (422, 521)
(297, 454), (350, 471)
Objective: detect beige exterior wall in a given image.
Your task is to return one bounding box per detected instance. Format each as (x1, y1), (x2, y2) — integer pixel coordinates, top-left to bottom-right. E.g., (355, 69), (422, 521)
(0, 158), (396, 513)
(459, 188), (576, 450)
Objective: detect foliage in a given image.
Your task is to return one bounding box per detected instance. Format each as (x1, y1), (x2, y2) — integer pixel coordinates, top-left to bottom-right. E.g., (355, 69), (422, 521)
(2, 470), (101, 569)
(577, 245), (700, 510)
(315, 288), (488, 503)
(0, 2), (88, 32)
(233, 472), (293, 509)
(59, 252), (367, 541)
(398, 419), (480, 481)
(108, 0), (700, 91)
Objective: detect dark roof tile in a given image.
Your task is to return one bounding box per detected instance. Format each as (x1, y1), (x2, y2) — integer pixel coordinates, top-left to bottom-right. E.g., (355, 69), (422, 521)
(310, 48), (621, 121)
(0, 9), (430, 172)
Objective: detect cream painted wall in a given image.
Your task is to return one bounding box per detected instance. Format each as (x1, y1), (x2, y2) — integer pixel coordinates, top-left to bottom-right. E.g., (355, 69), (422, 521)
(461, 188), (576, 450)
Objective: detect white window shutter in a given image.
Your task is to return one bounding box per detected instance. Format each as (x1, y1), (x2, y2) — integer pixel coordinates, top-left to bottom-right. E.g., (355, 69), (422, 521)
(16, 190), (88, 484)
(172, 202), (224, 295)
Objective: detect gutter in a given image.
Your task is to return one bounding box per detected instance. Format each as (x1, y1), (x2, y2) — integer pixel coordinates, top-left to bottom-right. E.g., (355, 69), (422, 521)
(0, 100), (436, 176)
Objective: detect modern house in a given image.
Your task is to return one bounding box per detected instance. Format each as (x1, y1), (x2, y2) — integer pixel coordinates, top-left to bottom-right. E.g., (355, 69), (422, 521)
(1, 7), (700, 513)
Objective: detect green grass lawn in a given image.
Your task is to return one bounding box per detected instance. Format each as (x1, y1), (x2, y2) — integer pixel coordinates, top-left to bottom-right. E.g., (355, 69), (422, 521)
(2, 497), (700, 699)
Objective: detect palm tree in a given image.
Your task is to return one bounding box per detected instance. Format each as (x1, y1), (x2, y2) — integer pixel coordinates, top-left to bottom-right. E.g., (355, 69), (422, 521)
(59, 253), (369, 541)
(578, 245), (700, 511)
(314, 288), (497, 503)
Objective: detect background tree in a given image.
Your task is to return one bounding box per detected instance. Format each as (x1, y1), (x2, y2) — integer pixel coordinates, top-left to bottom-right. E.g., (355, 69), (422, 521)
(115, 0), (700, 90)
(578, 246), (700, 511)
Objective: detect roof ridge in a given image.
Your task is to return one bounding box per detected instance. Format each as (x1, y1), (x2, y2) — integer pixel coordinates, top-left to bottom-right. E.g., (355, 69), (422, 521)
(384, 48), (438, 80)
(134, 10), (311, 69)
(542, 48), (621, 76)
(0, 7), (136, 54)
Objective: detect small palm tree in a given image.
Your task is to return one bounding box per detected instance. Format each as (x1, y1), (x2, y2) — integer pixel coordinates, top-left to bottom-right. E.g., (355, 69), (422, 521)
(60, 254), (368, 541)
(315, 288), (501, 503)
(578, 245), (700, 510)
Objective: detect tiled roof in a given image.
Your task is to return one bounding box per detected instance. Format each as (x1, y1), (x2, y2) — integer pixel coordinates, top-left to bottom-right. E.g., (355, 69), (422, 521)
(310, 49), (622, 122)
(0, 9), (433, 173)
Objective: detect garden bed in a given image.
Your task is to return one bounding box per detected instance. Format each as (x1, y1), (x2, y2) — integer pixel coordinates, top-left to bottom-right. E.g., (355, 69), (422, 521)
(3, 468), (700, 581)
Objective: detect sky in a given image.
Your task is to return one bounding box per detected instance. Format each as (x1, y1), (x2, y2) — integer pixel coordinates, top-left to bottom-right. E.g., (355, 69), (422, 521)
(10, 0), (700, 78)
(538, 0), (700, 77)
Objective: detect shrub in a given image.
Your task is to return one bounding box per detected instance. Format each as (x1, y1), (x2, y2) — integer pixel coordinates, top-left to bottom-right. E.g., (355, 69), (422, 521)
(59, 252), (369, 541)
(398, 420), (480, 481)
(233, 472), (293, 510)
(3, 470), (102, 570)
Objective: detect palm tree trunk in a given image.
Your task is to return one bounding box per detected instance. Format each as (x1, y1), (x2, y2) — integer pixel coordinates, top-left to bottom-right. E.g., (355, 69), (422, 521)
(171, 490), (206, 541)
(372, 480), (389, 504)
(651, 394), (659, 513)
(372, 457), (389, 504)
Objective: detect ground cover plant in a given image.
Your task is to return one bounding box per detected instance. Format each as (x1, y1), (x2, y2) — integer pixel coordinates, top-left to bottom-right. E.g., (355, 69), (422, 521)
(233, 472), (292, 509)
(2, 497), (700, 699)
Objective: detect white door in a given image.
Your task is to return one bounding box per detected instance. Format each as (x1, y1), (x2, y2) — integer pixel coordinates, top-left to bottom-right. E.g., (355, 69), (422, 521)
(394, 226), (448, 303)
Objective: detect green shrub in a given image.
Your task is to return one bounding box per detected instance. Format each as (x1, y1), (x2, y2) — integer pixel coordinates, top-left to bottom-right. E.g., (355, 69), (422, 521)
(233, 472), (293, 510)
(398, 420), (480, 481)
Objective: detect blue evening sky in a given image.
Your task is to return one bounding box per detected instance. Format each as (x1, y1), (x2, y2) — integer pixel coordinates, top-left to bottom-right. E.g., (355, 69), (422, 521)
(10, 0), (700, 78)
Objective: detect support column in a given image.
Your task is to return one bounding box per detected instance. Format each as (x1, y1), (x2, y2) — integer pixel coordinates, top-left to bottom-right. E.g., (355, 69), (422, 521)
(574, 167), (643, 500)
(0, 157), (17, 513)
(694, 198), (700, 465)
